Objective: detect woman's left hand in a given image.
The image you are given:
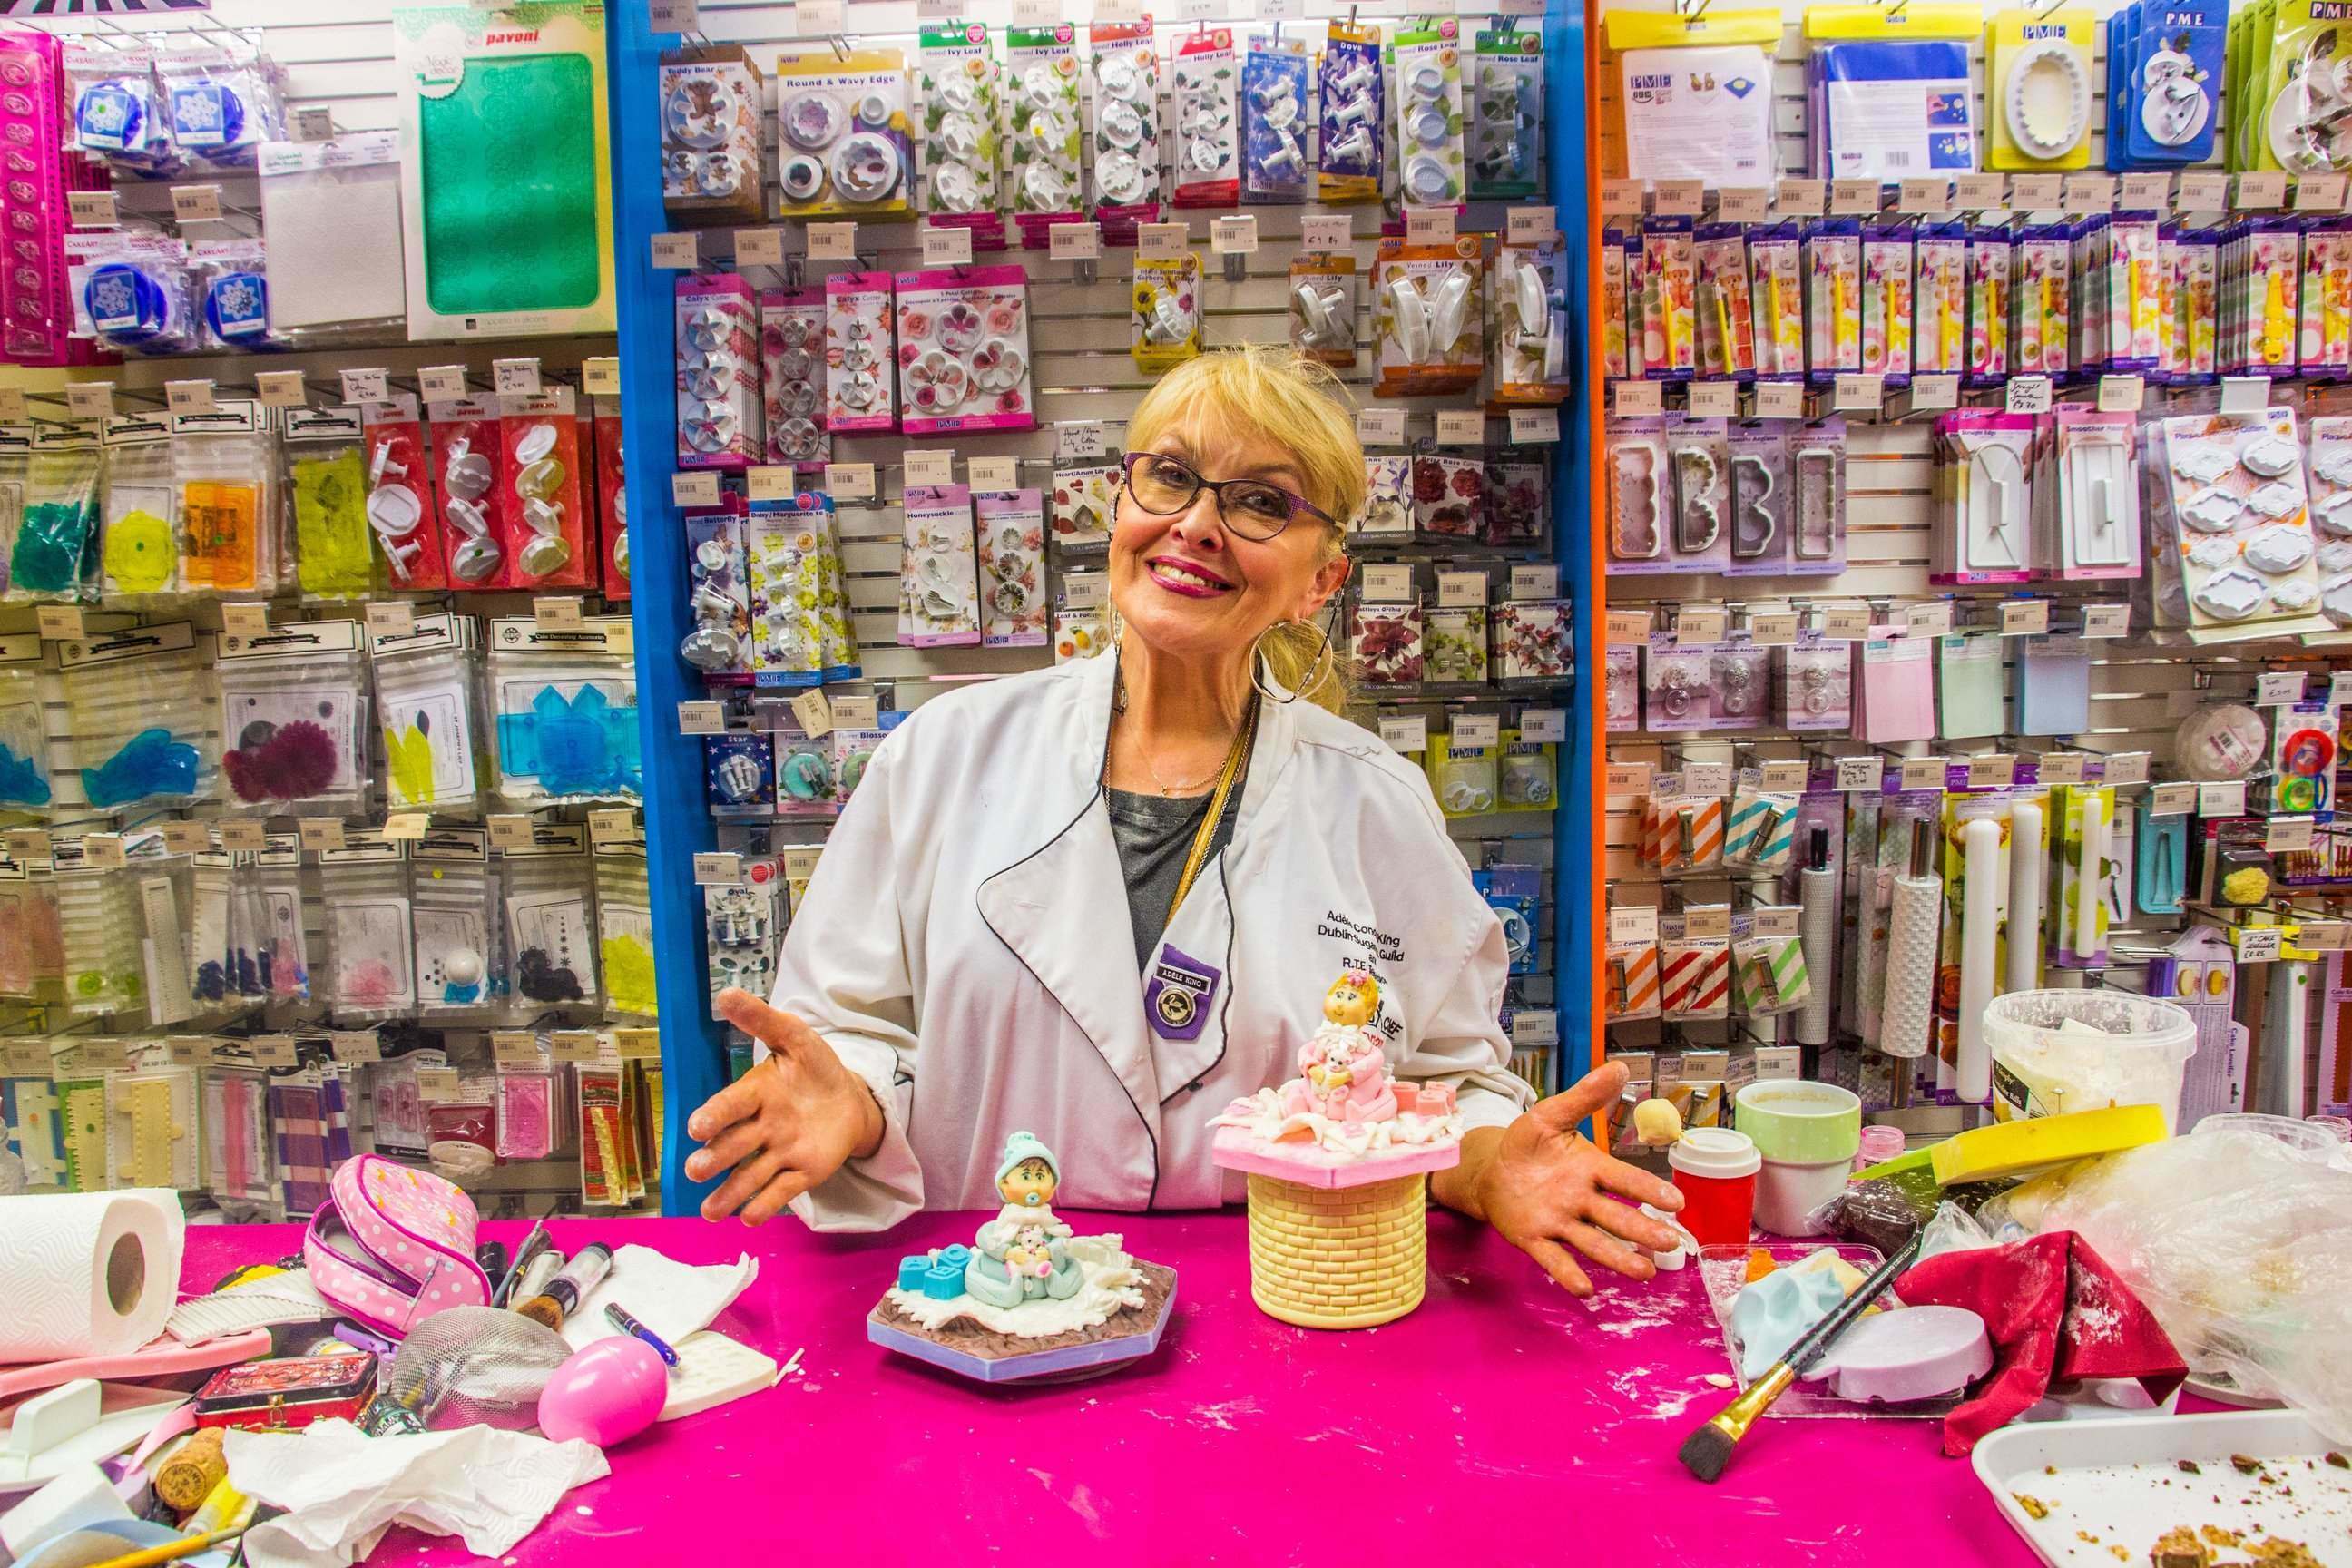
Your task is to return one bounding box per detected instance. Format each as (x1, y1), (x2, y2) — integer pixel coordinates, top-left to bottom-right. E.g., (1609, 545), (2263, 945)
(1444, 1061), (1690, 1297)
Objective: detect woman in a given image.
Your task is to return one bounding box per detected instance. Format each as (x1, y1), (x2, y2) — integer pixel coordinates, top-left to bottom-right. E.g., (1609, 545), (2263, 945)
(686, 348), (1683, 1296)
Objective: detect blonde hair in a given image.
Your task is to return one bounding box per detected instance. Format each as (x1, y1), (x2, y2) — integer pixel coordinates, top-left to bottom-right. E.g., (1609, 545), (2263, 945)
(1123, 347), (1363, 713)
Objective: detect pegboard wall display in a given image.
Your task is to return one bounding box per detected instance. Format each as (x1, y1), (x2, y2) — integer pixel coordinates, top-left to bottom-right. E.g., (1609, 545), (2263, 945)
(1593, 0), (2352, 1155)
(0, 1), (1583, 1219)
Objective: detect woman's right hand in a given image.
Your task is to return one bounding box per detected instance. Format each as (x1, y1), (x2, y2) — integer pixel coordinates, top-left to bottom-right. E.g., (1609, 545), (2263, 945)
(684, 989), (887, 1223)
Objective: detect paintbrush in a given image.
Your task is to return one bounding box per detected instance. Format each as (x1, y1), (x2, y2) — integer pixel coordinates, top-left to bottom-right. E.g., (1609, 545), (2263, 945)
(1678, 1229), (1926, 1483)
(491, 1217), (552, 1308)
(81, 1525), (247, 1568)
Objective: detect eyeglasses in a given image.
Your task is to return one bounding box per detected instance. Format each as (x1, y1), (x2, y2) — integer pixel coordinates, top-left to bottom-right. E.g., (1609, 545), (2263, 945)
(1120, 450), (1335, 542)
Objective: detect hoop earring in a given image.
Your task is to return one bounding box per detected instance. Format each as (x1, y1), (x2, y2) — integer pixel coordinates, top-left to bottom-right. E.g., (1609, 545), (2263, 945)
(1250, 611), (1338, 704)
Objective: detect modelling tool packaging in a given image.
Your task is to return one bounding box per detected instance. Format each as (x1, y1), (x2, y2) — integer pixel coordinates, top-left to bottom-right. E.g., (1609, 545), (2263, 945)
(658, 44), (764, 229)
(1690, 227), (1756, 383)
(676, 272), (761, 471)
(1861, 223), (1915, 384)
(1804, 5), (1979, 183)
(97, 412), (180, 604)
(1639, 218), (1698, 380)
(1392, 25), (1466, 208)
(1004, 26), (1083, 245)
(1748, 222), (1806, 378)
(413, 827), (502, 1016)
(59, 622), (214, 813)
(595, 840), (656, 1019)
(894, 266), (1035, 435)
(392, 1), (614, 339)
(747, 491), (858, 686)
(176, 401), (279, 599)
(680, 499), (750, 682)
(899, 484), (981, 649)
(1914, 223), (1968, 376)
(1724, 783), (1799, 872)
(1426, 730), (1498, 818)
(1643, 772), (1725, 873)
(917, 24), (1004, 246)
(497, 387), (592, 591)
(1934, 409), (2036, 583)
(774, 48), (913, 218)
(1491, 242), (1570, 407)
(373, 612), (484, 816)
(8, 425), (100, 604)
(504, 824), (601, 1010)
(1606, 8), (1779, 187)
(282, 408), (374, 601)
(1171, 28), (1240, 210)
(1289, 252), (1358, 368)
(1132, 253), (1203, 374)
(2042, 407), (2141, 580)
(1317, 22), (1384, 203)
(1372, 237), (1484, 397)
(1469, 26), (1543, 201)
(1601, 227), (1632, 378)
(776, 725), (839, 816)
(2244, 0), (2352, 173)
(1731, 923), (1810, 1021)
(1089, 19), (1161, 241)
(2012, 226), (2072, 377)
(217, 618), (368, 816)
(318, 832), (415, 1021)
(153, 41), (286, 172)
(1984, 7), (2095, 172)
(65, 230), (199, 355)
(2218, 218), (2301, 377)
(1241, 37), (1311, 203)
(487, 616), (642, 806)
(427, 397), (507, 587)
(2298, 219), (2352, 377)
(113, 1060), (201, 1190)
(360, 396), (447, 592)
(976, 488), (1047, 651)
(1805, 220), (1864, 383)
(2105, 0), (2220, 169)
(760, 289), (828, 468)
(1966, 227), (2014, 384)
(823, 271), (897, 434)
(2144, 407), (2325, 642)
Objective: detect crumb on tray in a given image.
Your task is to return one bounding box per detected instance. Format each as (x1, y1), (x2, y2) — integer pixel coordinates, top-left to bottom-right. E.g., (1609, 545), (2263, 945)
(2015, 1494), (2052, 1521)
(2150, 1525), (2210, 1568)
(2178, 1461), (2201, 1475)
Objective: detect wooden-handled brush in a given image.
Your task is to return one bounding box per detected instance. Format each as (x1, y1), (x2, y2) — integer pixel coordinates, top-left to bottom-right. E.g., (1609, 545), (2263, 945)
(1678, 1230), (1926, 1483)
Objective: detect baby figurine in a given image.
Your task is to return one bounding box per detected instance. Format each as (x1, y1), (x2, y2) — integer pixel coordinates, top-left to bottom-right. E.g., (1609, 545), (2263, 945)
(964, 1131), (1086, 1309)
(1280, 972), (1397, 1127)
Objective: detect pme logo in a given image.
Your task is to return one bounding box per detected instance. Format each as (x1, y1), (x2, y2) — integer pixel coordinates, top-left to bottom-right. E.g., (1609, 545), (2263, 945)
(2163, 10), (2207, 23)
(2311, 2), (2352, 16)
(2021, 23), (2070, 37)
(1629, 73), (1674, 90)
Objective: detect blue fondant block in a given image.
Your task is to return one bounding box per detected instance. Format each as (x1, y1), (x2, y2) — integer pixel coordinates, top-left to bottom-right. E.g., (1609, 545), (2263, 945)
(897, 1255), (931, 1292)
(921, 1262), (964, 1300)
(938, 1244), (972, 1269)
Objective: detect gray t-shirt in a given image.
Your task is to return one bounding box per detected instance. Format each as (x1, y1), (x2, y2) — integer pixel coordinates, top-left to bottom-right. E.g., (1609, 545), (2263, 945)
(1105, 784), (1243, 974)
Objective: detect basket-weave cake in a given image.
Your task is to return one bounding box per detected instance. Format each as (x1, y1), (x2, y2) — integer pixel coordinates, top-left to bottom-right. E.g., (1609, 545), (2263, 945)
(1244, 1171), (1432, 1328)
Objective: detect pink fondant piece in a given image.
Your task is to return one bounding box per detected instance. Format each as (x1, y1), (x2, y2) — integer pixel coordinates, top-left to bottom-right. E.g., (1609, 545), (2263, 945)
(0, 1330), (274, 1400)
(1209, 1125), (1462, 1189)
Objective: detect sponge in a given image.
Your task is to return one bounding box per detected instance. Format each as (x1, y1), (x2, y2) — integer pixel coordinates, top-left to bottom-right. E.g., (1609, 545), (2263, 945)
(1927, 1103), (2167, 1186)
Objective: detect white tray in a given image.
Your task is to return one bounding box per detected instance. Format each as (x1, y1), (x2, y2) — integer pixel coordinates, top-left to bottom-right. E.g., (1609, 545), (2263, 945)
(1974, 1410), (2352, 1566)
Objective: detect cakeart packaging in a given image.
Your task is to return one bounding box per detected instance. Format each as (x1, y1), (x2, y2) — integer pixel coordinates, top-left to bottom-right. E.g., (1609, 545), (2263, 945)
(772, 48), (913, 218)
(659, 44), (764, 228)
(893, 265), (1035, 435)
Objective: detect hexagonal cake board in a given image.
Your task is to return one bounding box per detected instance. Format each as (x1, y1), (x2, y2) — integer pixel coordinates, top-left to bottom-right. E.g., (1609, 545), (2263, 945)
(867, 1262), (1178, 1384)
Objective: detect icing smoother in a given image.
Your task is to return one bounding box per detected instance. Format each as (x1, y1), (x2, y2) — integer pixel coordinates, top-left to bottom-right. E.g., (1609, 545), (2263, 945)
(885, 1233), (1145, 1338)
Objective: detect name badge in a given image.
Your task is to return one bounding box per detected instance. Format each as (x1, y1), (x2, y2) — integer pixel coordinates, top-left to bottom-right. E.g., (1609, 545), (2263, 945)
(1144, 945), (1220, 1042)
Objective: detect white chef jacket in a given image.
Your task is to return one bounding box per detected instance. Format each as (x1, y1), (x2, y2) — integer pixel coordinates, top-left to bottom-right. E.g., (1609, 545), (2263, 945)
(773, 650), (1533, 1231)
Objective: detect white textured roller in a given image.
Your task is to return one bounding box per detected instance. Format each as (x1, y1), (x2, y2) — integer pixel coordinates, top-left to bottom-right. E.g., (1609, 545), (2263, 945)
(2007, 799), (2043, 994)
(1880, 867), (1942, 1060)
(2074, 792), (2109, 962)
(1796, 863), (1838, 1046)
(1957, 816), (2002, 1104)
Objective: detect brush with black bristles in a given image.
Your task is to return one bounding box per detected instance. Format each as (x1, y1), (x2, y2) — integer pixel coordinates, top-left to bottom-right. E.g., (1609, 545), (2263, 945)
(1678, 1229), (1926, 1483)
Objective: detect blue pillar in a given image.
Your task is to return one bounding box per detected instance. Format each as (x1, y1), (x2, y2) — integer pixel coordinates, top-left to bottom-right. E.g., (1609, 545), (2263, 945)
(1549, 2), (1595, 1100)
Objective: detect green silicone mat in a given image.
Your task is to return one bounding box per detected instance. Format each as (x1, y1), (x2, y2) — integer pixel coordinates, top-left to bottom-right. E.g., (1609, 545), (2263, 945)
(416, 54), (601, 316)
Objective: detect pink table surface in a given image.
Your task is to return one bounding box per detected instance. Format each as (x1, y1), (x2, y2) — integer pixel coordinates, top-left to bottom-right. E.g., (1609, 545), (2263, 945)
(182, 1210), (2039, 1568)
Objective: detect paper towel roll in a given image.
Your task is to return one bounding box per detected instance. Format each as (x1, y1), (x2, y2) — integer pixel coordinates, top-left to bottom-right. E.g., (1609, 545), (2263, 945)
(0, 1190), (185, 1364)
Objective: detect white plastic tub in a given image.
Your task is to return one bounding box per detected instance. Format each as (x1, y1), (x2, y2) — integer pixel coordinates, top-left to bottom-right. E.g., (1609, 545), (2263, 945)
(1981, 989), (2197, 1132)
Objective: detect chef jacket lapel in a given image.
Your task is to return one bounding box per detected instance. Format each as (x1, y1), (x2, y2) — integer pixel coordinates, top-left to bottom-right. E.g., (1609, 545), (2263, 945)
(975, 653), (1162, 1143)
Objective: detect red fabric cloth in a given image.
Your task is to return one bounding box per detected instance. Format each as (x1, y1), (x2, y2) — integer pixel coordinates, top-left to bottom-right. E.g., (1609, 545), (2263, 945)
(1894, 1231), (2188, 1457)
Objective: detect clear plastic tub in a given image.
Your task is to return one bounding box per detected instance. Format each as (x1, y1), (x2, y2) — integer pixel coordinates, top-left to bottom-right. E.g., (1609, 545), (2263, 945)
(1982, 989), (2197, 1132)
(2190, 1112), (2339, 1160)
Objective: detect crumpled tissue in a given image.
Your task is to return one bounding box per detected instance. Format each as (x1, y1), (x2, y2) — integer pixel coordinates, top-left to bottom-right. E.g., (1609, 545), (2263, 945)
(557, 1245), (756, 1352)
(224, 1418), (608, 1568)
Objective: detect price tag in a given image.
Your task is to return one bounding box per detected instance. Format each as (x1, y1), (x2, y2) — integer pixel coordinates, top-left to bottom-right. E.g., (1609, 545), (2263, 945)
(165, 1036), (206, 1066)
(804, 220), (858, 260)
(83, 834), (126, 869)
(1905, 602), (1955, 638)
(339, 368), (388, 405)
(1356, 407), (1407, 445)
(255, 369), (307, 407)
(532, 596), (583, 632)
(1900, 756), (1949, 791)
(671, 471), (720, 506)
(1404, 206), (1456, 244)
(1904, 373), (1961, 413)
(1507, 407), (1561, 443)
(1716, 187), (1770, 223)
(329, 1031), (381, 1064)
(2220, 376), (2273, 416)
(2149, 781), (2195, 818)
(64, 382), (113, 418)
(649, 0), (698, 25)
(612, 1026), (662, 1060)
(1685, 380), (1739, 419)
(733, 226), (787, 267)
(1504, 205), (1558, 243)
(2199, 779), (2248, 816)
(164, 378), (214, 415)
(1609, 906), (1659, 946)
(1604, 762), (1652, 797)
(416, 1066), (460, 1102)
(2097, 375), (2145, 414)
(2103, 751), (2151, 787)
(1832, 374), (1883, 412)
(693, 851), (744, 887)
(1298, 214), (1351, 254)
(492, 357), (541, 397)
(1684, 762), (1734, 797)
(364, 602), (415, 638)
(746, 466), (794, 502)
(2238, 172), (2289, 210)
(1835, 756), (1881, 793)
(825, 462), (877, 501)
(1821, 603), (1873, 640)
(1754, 906), (1801, 939)
(294, 104), (335, 141)
(2258, 671), (2308, 706)
(492, 1030), (542, 1066)
(1677, 606), (1727, 644)
(1604, 609), (1651, 642)
(1062, 573), (1108, 609)
(1828, 178), (1882, 215)
(1, 1039), (48, 1077)
(1967, 754), (2017, 789)
(250, 1034), (299, 1070)
(1953, 172), (2006, 211)
(1752, 611), (1800, 646)
(578, 357), (622, 397)
(1210, 214), (1258, 254)
(1752, 380), (1805, 419)
(1759, 759), (1809, 792)
(487, 814), (535, 851)
(416, 365), (468, 401)
(1360, 563), (1415, 602)
(2010, 173), (2063, 210)
(0, 387), (21, 419)
(1685, 906), (1732, 941)
(2037, 752), (2088, 786)
(2118, 172), (2172, 211)
(1520, 708), (1567, 744)
(2297, 174), (2350, 214)
(652, 231), (701, 269)
(1897, 178), (1950, 213)
(171, 184), (223, 223)
(1651, 180), (1703, 218)
(1435, 570), (1486, 609)
(2001, 599), (2050, 636)
(219, 819), (268, 852)
(968, 456), (1019, 491)
(298, 818), (346, 853)
(2268, 817), (2317, 852)
(790, 688), (835, 738)
(1136, 221), (1191, 260)
(904, 449), (956, 487)
(1510, 564), (1560, 600)
(158, 820), (209, 854)
(2062, 173), (2115, 214)
(1009, 0), (1055, 21)
(790, 0), (844, 27)
(585, 808), (637, 847)
(1612, 379), (1663, 417)
(921, 224), (975, 266)
(551, 1030), (604, 1063)
(1378, 714), (1427, 754)
(677, 700), (725, 735)
(2176, 172), (2229, 211)
(221, 602), (269, 638)
(2238, 926), (2285, 964)
(2005, 376), (2053, 415)
(383, 812), (429, 841)
(1435, 409), (1485, 446)
(1600, 179), (1644, 216)
(1452, 713), (1502, 750)
(68, 189), (117, 227)
(34, 605), (83, 640)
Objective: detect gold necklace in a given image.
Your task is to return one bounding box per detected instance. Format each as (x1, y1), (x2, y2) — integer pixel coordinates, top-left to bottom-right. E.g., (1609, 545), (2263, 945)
(1112, 669), (1235, 797)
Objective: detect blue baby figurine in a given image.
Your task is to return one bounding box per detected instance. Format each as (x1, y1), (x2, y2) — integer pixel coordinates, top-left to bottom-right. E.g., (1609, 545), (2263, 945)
(963, 1132), (1085, 1309)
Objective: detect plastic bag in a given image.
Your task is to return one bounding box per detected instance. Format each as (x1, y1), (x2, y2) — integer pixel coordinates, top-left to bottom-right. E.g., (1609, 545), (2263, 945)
(1992, 1127), (2352, 1441)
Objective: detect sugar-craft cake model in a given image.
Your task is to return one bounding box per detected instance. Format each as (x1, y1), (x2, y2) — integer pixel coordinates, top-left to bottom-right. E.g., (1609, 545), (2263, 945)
(867, 1132), (1176, 1383)
(1210, 971), (1464, 1328)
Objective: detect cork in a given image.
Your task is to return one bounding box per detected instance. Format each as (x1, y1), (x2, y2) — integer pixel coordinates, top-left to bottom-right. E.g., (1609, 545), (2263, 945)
(154, 1426), (228, 1514)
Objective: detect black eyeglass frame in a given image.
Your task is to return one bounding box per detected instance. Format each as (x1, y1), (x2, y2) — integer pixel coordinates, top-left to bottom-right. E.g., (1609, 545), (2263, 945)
(1118, 450), (1338, 542)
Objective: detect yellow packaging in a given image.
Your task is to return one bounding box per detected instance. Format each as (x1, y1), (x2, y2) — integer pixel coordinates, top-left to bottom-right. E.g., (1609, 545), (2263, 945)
(1984, 8), (2096, 171)
(1131, 254), (1202, 375)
